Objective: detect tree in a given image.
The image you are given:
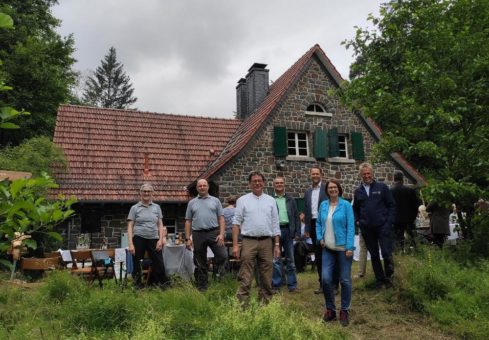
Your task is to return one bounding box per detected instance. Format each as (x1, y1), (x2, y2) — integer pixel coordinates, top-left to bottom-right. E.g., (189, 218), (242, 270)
(339, 0), (489, 238)
(82, 47), (137, 109)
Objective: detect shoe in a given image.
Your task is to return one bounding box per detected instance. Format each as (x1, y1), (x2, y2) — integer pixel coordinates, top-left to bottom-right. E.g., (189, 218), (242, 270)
(323, 308), (336, 322)
(288, 287), (299, 293)
(314, 286), (323, 294)
(374, 281), (384, 290)
(272, 288), (280, 294)
(354, 274), (364, 279)
(339, 310), (349, 326)
(384, 278), (393, 289)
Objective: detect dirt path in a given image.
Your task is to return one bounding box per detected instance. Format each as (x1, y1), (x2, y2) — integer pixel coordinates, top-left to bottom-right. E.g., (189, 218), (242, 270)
(283, 270), (454, 340)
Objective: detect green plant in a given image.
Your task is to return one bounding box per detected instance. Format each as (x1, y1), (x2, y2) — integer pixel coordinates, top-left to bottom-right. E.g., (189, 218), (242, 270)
(0, 173), (76, 267)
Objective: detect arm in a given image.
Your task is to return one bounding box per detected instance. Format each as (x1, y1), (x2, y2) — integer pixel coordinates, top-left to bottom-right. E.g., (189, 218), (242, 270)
(316, 203), (324, 246)
(271, 201), (281, 258)
(384, 185), (396, 227)
(127, 220), (135, 255)
(345, 202), (355, 255)
(215, 215), (225, 247)
(232, 224), (240, 259)
(155, 218), (167, 251)
(184, 219), (192, 250)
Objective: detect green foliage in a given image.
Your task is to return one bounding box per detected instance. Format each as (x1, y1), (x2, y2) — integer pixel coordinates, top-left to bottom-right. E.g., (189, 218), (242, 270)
(82, 46), (137, 109)
(401, 247), (489, 338)
(0, 173), (76, 253)
(0, 0), (77, 145)
(339, 0), (489, 238)
(0, 136), (67, 176)
(39, 270), (89, 303)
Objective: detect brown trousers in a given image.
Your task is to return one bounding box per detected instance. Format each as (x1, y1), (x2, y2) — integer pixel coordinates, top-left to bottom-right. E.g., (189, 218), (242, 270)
(236, 237), (274, 305)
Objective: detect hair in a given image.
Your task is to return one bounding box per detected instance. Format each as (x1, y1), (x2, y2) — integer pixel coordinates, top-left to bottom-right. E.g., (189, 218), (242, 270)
(273, 176), (285, 183)
(324, 179), (343, 197)
(310, 165), (323, 174)
(225, 195), (237, 205)
(358, 162), (373, 174)
(140, 183), (154, 192)
(394, 171), (404, 182)
(248, 171), (265, 183)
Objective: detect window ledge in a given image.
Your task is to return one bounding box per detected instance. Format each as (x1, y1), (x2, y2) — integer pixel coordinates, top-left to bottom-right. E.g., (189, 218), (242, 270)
(285, 156), (316, 162)
(327, 157), (355, 164)
(305, 111), (333, 117)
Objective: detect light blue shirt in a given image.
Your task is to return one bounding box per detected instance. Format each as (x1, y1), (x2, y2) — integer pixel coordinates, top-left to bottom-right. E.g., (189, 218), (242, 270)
(233, 192), (280, 237)
(362, 183), (370, 196)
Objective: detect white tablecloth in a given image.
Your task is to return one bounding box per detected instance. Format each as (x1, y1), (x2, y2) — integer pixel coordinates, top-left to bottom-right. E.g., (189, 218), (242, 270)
(163, 244), (194, 280)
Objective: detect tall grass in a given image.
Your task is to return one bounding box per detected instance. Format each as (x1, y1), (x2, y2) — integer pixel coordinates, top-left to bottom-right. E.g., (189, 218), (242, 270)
(0, 272), (343, 339)
(399, 246), (489, 339)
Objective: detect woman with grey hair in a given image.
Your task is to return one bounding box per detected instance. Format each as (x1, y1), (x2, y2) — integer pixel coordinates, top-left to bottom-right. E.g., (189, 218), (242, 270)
(127, 183), (169, 288)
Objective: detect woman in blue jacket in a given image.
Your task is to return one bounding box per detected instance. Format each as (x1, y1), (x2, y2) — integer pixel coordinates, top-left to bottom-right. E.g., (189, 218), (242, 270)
(316, 179), (355, 326)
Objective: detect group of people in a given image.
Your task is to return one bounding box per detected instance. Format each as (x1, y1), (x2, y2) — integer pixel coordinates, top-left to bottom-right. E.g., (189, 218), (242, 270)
(126, 162), (444, 327)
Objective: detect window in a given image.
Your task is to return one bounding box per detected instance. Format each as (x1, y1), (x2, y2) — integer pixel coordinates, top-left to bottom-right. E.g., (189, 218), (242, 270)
(287, 132), (309, 156)
(338, 135), (348, 158)
(164, 218), (177, 235)
(306, 103), (325, 112)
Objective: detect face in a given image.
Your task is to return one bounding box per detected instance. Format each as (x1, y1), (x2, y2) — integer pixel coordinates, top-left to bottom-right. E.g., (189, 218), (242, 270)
(140, 187), (153, 202)
(326, 182), (339, 200)
(249, 175), (264, 196)
(197, 179), (209, 196)
(310, 168), (322, 186)
(361, 167), (373, 185)
(273, 177), (285, 195)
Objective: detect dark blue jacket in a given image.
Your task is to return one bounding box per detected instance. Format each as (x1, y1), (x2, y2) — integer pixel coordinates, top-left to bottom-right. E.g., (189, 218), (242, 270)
(353, 180), (396, 229)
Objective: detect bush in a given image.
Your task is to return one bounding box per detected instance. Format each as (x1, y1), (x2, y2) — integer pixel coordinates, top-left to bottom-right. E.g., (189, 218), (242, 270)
(39, 270), (88, 303)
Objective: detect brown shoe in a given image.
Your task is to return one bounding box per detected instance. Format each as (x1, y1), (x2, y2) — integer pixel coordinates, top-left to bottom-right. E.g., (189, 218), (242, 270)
(339, 310), (349, 326)
(314, 286), (323, 294)
(323, 308), (336, 322)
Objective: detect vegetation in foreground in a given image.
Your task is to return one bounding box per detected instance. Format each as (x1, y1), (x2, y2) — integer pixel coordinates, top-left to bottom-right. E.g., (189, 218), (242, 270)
(1, 246), (488, 339)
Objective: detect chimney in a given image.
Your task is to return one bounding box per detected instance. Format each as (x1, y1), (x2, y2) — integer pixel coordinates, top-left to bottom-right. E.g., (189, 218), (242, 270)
(236, 78), (248, 119)
(236, 63), (269, 119)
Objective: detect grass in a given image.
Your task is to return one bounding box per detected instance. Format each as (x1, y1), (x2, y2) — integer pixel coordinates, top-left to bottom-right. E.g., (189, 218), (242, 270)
(1, 248), (487, 339)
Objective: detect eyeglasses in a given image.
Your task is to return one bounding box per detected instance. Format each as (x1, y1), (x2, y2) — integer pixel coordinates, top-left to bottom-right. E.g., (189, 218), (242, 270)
(327, 187), (338, 190)
(141, 190), (153, 193)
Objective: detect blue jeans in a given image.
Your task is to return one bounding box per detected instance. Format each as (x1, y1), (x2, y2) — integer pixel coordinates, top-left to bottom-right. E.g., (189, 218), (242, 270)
(272, 228), (297, 289)
(321, 247), (352, 311)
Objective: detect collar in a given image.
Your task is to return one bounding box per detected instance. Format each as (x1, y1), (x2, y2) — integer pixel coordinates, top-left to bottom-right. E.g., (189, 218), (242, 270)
(312, 181), (322, 189)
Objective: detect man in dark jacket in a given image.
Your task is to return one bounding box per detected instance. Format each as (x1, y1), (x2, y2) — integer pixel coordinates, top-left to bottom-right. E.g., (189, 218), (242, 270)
(390, 171), (420, 252)
(272, 176), (300, 292)
(303, 166), (328, 293)
(353, 163), (396, 288)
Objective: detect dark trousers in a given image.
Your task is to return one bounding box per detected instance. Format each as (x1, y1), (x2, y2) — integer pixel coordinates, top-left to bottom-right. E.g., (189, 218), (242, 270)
(132, 235), (168, 287)
(310, 218), (323, 284)
(394, 222), (416, 251)
(361, 224), (394, 284)
(192, 228), (228, 290)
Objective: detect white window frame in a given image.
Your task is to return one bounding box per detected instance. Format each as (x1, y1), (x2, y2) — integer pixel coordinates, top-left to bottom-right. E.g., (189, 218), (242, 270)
(287, 131), (309, 157)
(338, 134), (348, 158)
(305, 103), (333, 117)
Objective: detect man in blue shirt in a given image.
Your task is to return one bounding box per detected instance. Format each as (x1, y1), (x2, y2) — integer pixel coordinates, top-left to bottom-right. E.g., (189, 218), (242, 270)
(353, 163), (396, 288)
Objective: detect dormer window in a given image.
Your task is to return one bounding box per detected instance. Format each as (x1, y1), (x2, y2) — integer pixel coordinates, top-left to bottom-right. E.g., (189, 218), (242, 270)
(306, 103), (325, 113)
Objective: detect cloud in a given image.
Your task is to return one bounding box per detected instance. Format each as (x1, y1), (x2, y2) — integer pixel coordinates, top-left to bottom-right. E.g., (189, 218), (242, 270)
(53, 0), (383, 117)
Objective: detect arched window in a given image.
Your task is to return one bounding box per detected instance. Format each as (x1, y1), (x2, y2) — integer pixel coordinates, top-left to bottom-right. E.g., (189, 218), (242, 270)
(306, 103), (325, 113)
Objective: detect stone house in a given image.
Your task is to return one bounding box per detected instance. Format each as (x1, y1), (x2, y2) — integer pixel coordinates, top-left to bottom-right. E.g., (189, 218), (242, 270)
(53, 44), (424, 249)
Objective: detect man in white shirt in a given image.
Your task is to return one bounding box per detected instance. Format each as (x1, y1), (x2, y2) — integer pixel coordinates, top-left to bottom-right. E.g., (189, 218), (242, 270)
(232, 171), (281, 306)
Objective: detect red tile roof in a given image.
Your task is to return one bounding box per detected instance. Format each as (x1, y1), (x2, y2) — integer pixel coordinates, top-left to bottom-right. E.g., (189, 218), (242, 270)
(199, 44), (344, 179)
(52, 105), (240, 202)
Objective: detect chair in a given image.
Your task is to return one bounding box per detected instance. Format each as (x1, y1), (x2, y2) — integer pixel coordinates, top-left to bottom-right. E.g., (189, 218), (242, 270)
(20, 257), (60, 277)
(70, 249), (93, 282)
(91, 249), (116, 287)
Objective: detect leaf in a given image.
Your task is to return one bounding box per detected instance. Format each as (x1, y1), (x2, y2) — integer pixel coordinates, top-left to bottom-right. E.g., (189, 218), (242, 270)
(47, 231), (63, 242)
(0, 122), (20, 129)
(0, 13), (13, 29)
(0, 259), (13, 271)
(23, 239), (37, 250)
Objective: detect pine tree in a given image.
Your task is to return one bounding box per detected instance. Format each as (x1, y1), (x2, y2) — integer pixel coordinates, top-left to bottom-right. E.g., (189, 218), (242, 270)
(83, 47), (137, 109)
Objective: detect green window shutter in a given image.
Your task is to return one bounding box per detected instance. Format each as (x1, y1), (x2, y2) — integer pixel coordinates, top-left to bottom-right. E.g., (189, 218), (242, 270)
(328, 127), (339, 157)
(295, 198), (305, 213)
(351, 132), (365, 160)
(313, 128), (328, 160)
(273, 126), (287, 157)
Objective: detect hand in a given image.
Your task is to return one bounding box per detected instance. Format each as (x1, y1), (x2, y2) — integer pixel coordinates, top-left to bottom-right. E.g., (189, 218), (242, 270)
(273, 245), (281, 259)
(156, 239), (163, 251)
(128, 244), (135, 255)
(304, 232), (310, 238)
(232, 245), (240, 259)
(185, 239), (193, 250)
(319, 240), (325, 248)
(345, 250), (353, 258)
(216, 233), (225, 247)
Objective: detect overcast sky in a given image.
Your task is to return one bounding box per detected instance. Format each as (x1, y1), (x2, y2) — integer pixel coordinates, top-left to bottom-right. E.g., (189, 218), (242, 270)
(53, 0), (383, 118)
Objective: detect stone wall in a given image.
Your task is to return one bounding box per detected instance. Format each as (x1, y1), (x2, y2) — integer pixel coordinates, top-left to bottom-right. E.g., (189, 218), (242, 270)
(214, 57), (412, 202)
